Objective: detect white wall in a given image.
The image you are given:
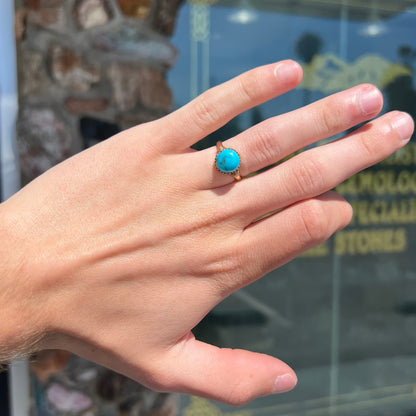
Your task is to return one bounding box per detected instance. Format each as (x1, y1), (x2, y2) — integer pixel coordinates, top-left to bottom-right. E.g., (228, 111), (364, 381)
(0, 0), (20, 201)
(0, 2), (29, 416)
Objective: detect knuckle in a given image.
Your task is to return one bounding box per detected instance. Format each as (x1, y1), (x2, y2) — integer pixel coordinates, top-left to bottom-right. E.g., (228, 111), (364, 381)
(210, 243), (246, 294)
(358, 130), (379, 157)
(251, 121), (280, 167)
(209, 256), (240, 281)
(237, 73), (260, 103)
(291, 155), (325, 196)
(358, 117), (397, 157)
(192, 91), (222, 131)
(315, 104), (339, 135)
(298, 199), (329, 243)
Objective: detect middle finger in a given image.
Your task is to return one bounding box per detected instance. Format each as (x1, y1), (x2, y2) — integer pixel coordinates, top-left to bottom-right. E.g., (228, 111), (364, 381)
(194, 84), (383, 188)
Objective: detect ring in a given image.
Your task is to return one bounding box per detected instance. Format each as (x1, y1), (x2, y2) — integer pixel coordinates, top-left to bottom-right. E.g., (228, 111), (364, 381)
(215, 141), (242, 181)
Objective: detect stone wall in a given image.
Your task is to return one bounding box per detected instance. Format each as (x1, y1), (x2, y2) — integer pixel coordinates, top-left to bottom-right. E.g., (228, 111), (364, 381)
(15, 0), (183, 183)
(14, 0), (183, 414)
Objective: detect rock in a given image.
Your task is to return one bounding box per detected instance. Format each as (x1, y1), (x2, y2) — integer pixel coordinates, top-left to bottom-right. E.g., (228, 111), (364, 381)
(17, 106), (73, 181)
(117, 0), (152, 19)
(30, 350), (71, 383)
(136, 66), (172, 111)
(50, 45), (100, 92)
(90, 26), (178, 67)
(148, 393), (179, 416)
(118, 377), (150, 399)
(96, 370), (124, 401)
(107, 62), (142, 111)
(19, 50), (51, 96)
(108, 63), (171, 111)
(118, 397), (144, 416)
(26, 0), (65, 9)
(64, 97), (109, 114)
(81, 411), (97, 416)
(62, 354), (100, 386)
(76, 368), (99, 383)
(26, 0), (40, 9)
(46, 383), (92, 412)
(74, 0), (112, 30)
(15, 8), (28, 42)
(152, 0), (184, 36)
(26, 0), (67, 33)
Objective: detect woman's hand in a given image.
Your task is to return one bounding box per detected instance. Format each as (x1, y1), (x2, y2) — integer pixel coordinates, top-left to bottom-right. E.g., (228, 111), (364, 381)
(0, 60), (413, 405)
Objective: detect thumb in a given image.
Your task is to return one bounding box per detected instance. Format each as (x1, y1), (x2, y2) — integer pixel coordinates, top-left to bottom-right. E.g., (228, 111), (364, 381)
(162, 336), (297, 406)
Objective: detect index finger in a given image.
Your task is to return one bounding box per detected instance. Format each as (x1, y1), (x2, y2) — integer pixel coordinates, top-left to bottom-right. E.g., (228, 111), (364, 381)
(154, 60), (303, 152)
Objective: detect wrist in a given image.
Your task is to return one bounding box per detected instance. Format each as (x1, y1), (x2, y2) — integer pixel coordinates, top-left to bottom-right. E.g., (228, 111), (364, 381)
(0, 201), (46, 362)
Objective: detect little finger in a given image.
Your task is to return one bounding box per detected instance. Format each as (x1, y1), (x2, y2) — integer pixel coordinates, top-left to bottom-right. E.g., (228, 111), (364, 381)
(229, 192), (352, 290)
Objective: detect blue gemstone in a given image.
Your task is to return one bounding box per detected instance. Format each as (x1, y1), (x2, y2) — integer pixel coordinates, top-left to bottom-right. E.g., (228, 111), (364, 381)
(216, 149), (240, 173)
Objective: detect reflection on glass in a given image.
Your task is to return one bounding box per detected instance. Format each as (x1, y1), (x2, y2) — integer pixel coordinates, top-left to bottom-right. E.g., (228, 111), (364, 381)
(169, 1), (416, 414)
(228, 0), (258, 24)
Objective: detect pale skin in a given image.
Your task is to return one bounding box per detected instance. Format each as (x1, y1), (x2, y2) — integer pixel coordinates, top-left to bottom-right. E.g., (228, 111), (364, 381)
(0, 60), (414, 406)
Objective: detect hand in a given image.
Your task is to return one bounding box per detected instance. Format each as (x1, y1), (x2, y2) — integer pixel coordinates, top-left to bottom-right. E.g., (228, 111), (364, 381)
(0, 60), (413, 405)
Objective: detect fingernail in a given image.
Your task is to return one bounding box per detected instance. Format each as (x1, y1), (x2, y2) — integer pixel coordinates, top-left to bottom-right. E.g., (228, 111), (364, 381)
(391, 112), (414, 141)
(359, 86), (382, 115)
(274, 61), (301, 84)
(272, 373), (297, 394)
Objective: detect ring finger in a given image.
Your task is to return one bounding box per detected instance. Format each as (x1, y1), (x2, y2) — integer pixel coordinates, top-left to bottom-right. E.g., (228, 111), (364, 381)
(195, 83), (383, 188)
(232, 110), (414, 225)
